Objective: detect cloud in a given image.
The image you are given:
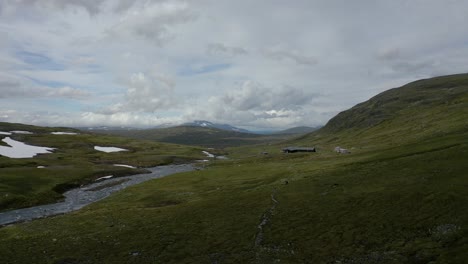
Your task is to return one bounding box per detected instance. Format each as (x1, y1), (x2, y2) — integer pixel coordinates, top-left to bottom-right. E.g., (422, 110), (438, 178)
(377, 47), (402, 61)
(47, 86), (90, 99)
(101, 71), (176, 114)
(264, 49), (317, 65)
(221, 81), (319, 111)
(105, 1), (197, 45)
(182, 80), (324, 129)
(0, 74), (89, 99)
(2, 0), (468, 130)
(72, 56), (96, 66)
(178, 63), (231, 76)
(207, 43), (248, 57)
(15, 51), (65, 71)
(0, 109), (182, 128)
(0, 0), (107, 15)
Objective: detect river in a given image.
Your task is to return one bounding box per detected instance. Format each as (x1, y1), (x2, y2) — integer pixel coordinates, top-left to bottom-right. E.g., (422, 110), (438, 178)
(0, 164), (195, 226)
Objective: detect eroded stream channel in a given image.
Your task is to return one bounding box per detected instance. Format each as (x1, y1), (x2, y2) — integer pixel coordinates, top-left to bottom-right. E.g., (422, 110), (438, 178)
(0, 164), (195, 226)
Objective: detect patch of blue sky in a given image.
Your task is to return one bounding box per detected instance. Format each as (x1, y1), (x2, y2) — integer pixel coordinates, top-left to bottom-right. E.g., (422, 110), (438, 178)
(178, 63), (231, 76)
(15, 51), (65, 71)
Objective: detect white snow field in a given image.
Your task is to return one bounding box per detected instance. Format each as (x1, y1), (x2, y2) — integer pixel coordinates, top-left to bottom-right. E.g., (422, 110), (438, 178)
(94, 146), (128, 153)
(9, 130), (33, 134)
(0, 137), (55, 158)
(51, 132), (79, 135)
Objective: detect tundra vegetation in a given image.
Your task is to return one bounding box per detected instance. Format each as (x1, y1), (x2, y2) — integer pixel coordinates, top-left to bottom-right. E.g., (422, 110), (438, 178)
(0, 123), (204, 212)
(0, 74), (467, 263)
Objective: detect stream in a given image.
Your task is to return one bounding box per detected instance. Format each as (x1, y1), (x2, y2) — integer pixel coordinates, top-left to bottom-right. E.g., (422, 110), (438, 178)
(0, 164), (195, 226)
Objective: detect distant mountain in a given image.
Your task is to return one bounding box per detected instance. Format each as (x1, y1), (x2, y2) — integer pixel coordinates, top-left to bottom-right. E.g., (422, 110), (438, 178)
(89, 125), (296, 148)
(77, 126), (141, 131)
(183, 120), (251, 133)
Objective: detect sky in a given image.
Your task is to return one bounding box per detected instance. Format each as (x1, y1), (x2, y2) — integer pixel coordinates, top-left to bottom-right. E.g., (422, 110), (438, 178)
(0, 0), (467, 130)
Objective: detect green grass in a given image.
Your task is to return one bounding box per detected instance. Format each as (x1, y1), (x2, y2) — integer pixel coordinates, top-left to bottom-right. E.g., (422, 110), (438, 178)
(0, 74), (467, 263)
(0, 123), (204, 211)
(0, 134), (466, 263)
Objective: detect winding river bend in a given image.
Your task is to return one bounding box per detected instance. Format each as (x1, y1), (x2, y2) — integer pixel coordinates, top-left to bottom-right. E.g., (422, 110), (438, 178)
(0, 164), (195, 226)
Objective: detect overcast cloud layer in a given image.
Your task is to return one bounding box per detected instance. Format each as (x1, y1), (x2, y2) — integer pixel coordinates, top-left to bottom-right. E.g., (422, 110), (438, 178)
(1, 0), (467, 130)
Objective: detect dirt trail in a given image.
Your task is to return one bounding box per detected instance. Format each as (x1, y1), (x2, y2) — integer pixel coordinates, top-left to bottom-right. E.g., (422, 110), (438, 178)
(254, 189), (279, 247)
(0, 164), (194, 226)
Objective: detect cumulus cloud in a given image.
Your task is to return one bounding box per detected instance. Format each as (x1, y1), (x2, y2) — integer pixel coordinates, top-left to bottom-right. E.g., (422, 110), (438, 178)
(221, 81), (319, 111)
(101, 71), (176, 114)
(0, 109), (182, 128)
(183, 81), (323, 129)
(2, 0), (468, 129)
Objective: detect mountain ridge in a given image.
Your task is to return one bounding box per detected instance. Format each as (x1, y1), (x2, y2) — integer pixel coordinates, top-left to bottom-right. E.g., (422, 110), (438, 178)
(320, 73), (468, 134)
(1, 73), (467, 263)
(183, 120), (252, 133)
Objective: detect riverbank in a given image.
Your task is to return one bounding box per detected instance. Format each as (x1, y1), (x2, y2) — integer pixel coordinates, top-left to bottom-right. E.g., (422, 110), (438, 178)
(0, 164), (195, 226)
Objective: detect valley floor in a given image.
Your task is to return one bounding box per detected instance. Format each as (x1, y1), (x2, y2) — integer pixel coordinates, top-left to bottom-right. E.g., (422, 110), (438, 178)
(0, 134), (466, 263)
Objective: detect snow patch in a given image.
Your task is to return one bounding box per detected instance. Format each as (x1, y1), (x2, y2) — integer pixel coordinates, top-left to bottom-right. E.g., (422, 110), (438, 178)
(95, 175), (113, 181)
(0, 137), (55, 158)
(0, 131), (12, 135)
(113, 164), (136, 169)
(37, 166), (46, 169)
(202, 151), (214, 158)
(94, 146), (128, 153)
(10, 130), (33, 134)
(51, 132), (79, 135)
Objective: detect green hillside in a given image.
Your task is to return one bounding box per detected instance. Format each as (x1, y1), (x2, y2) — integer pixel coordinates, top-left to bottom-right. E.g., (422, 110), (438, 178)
(308, 73), (468, 148)
(91, 125), (293, 148)
(0, 122), (204, 211)
(0, 74), (467, 263)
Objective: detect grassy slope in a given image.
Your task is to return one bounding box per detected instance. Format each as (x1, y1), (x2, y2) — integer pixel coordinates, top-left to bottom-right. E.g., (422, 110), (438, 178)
(0, 122), (204, 211)
(0, 74), (467, 263)
(91, 126), (294, 148)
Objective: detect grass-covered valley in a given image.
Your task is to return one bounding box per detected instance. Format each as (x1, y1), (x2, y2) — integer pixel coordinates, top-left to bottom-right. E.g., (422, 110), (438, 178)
(0, 74), (467, 263)
(0, 123), (204, 212)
